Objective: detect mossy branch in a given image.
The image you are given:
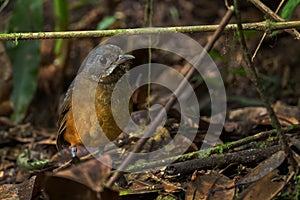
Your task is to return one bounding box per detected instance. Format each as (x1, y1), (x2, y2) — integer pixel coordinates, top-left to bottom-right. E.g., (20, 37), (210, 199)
(0, 21), (300, 41)
(125, 124), (299, 172)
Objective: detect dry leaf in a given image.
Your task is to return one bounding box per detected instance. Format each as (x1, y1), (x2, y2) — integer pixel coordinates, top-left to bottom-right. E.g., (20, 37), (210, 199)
(186, 171), (234, 200)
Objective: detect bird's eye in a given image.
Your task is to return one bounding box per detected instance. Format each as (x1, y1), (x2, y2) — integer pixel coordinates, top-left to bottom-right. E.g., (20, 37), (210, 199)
(99, 56), (107, 64)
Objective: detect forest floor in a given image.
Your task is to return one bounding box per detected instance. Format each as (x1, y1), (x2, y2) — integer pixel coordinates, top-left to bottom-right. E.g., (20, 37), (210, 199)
(0, 0), (300, 199)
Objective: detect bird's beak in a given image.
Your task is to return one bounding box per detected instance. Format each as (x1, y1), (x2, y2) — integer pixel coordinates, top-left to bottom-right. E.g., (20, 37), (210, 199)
(102, 54), (135, 78)
(115, 54), (135, 65)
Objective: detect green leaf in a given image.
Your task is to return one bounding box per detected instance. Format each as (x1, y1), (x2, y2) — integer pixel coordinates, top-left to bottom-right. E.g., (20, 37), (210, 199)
(6, 41), (40, 121)
(6, 0), (42, 122)
(54, 0), (69, 31)
(17, 149), (49, 171)
(280, 0), (300, 20)
(97, 16), (116, 30)
(7, 0), (43, 32)
(53, 0), (69, 69)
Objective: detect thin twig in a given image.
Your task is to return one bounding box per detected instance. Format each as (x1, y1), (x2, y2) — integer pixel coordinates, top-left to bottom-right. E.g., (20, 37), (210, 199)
(249, 0), (300, 39)
(233, 0), (297, 170)
(252, 0), (286, 61)
(1, 21), (300, 41)
(106, 6), (235, 188)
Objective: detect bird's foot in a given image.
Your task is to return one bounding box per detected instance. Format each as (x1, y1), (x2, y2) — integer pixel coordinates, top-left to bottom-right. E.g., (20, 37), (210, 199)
(71, 146), (80, 163)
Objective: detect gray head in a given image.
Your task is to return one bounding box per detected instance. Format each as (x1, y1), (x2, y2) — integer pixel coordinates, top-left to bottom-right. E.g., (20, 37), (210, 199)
(79, 44), (134, 82)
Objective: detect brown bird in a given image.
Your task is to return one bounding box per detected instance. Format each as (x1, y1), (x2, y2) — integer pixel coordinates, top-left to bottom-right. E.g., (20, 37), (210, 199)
(56, 44), (134, 157)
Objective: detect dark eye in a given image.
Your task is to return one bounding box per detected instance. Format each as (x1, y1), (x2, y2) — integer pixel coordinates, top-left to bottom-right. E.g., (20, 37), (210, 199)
(99, 56), (107, 64)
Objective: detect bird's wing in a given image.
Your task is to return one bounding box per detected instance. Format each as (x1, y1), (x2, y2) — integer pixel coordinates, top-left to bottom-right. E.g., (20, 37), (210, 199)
(56, 81), (74, 150)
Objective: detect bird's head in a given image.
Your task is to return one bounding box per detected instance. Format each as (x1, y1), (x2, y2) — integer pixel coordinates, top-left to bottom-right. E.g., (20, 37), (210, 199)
(80, 44), (134, 83)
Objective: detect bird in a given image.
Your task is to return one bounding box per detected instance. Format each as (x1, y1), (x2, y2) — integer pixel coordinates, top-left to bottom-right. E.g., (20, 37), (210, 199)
(56, 44), (134, 158)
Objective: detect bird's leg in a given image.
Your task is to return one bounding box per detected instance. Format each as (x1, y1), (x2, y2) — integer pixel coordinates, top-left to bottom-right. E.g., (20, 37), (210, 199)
(70, 146), (80, 164)
(71, 146), (77, 158)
